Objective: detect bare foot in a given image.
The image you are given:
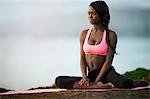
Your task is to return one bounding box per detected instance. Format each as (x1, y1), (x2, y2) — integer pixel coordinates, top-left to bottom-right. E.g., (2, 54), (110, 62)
(96, 82), (114, 89)
(107, 82), (115, 88)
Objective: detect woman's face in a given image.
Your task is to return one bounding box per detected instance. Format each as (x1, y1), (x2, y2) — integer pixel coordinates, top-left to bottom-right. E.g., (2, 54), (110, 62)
(88, 6), (101, 25)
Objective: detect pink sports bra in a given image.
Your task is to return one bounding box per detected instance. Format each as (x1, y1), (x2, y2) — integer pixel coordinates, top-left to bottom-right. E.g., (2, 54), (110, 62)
(83, 28), (108, 56)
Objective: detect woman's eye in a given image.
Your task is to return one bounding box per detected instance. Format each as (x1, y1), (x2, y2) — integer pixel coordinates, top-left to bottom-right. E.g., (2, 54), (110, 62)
(88, 11), (96, 15)
(93, 12), (96, 15)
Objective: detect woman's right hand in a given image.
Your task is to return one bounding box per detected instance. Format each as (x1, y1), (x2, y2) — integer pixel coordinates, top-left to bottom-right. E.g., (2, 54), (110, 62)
(78, 77), (90, 86)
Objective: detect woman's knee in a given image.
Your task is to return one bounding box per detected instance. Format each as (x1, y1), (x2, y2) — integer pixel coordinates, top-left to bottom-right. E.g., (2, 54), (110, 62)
(55, 76), (65, 87)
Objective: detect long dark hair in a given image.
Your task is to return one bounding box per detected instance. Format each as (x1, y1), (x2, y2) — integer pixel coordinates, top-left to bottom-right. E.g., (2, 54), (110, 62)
(89, 0), (117, 54)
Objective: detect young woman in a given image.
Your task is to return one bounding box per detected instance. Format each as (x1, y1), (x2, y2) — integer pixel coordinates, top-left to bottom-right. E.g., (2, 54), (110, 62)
(55, 1), (148, 89)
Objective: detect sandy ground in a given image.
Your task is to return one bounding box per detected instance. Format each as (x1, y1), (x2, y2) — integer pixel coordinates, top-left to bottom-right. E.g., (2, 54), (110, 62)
(1, 89), (150, 99)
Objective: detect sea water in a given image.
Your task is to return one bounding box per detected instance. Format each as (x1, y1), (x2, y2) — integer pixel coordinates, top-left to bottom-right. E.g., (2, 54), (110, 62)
(0, 36), (149, 90)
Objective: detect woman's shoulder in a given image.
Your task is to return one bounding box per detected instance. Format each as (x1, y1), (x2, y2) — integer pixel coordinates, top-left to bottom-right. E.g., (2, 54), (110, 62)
(107, 29), (117, 38)
(80, 28), (89, 40)
(80, 28), (89, 36)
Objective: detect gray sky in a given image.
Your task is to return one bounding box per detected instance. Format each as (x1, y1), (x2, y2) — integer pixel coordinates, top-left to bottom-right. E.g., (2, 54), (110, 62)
(0, 0), (150, 37)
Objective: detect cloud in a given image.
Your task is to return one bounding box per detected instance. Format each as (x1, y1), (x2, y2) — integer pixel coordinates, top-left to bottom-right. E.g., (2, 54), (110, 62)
(0, 0), (149, 37)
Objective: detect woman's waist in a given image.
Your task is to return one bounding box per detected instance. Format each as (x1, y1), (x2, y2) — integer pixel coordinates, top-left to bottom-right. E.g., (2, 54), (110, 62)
(85, 55), (106, 70)
(87, 61), (104, 72)
(88, 65), (102, 73)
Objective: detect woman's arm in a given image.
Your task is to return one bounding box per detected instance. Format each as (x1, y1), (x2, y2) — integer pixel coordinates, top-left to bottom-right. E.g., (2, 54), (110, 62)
(95, 31), (117, 83)
(80, 29), (88, 79)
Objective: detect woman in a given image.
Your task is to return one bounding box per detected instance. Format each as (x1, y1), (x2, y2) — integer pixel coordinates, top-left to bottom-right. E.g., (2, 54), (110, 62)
(55, 1), (148, 89)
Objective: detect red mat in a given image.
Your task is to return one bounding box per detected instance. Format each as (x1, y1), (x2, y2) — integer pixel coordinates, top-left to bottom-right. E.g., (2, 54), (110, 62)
(0, 89), (67, 95)
(0, 85), (149, 95)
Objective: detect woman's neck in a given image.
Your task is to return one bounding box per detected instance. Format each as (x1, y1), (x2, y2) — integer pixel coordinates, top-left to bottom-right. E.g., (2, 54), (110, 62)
(93, 24), (105, 32)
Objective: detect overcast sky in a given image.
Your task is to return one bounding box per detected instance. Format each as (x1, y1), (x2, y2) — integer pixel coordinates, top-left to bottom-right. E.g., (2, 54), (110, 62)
(0, 0), (150, 37)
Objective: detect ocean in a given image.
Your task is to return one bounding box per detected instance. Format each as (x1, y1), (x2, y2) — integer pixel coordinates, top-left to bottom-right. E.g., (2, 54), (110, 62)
(0, 36), (149, 90)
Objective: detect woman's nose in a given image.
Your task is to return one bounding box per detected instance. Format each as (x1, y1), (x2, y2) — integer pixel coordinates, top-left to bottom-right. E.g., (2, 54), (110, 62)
(88, 14), (92, 18)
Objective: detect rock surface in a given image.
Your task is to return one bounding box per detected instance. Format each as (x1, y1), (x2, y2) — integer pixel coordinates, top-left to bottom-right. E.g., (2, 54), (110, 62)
(1, 89), (149, 99)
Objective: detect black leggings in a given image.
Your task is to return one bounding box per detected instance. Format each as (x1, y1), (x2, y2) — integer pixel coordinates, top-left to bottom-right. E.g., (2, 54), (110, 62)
(55, 66), (134, 89)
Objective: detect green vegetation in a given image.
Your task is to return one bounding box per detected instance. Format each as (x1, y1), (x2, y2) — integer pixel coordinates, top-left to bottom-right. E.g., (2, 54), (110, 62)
(50, 83), (58, 88)
(0, 88), (13, 93)
(122, 67), (150, 82)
